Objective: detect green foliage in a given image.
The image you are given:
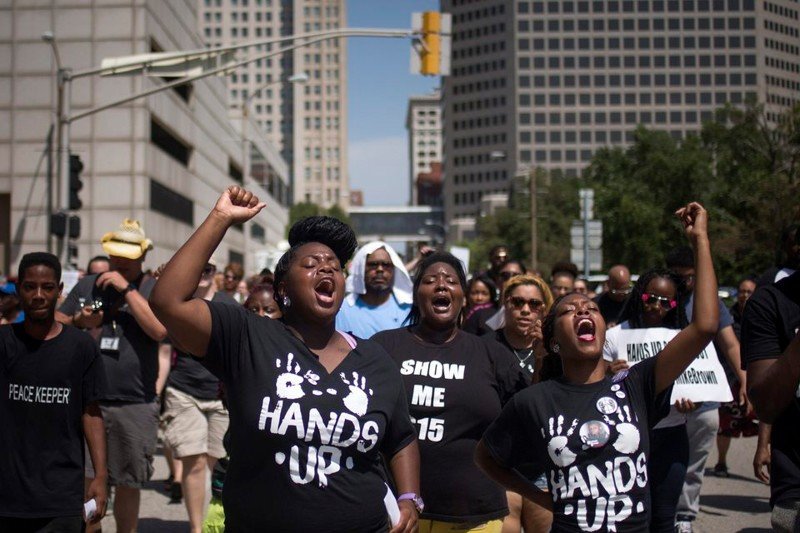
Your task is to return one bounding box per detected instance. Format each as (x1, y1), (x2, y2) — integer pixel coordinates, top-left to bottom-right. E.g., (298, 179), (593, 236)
(465, 103), (800, 284)
(463, 171), (580, 275)
(583, 104), (800, 284)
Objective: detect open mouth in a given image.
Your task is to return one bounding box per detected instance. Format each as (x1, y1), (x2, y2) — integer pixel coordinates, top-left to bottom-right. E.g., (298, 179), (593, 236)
(314, 278), (336, 304)
(575, 318), (596, 342)
(431, 294), (452, 313)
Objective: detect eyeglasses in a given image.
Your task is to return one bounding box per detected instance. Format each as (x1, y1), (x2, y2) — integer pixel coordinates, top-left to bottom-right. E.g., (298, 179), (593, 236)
(508, 296), (545, 311)
(366, 261), (393, 271)
(224, 274), (239, 280)
(641, 293), (677, 310)
(609, 286), (633, 296)
(499, 271), (522, 281)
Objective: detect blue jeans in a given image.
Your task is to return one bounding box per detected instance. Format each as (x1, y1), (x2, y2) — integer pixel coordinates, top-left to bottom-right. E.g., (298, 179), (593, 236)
(649, 424), (690, 532)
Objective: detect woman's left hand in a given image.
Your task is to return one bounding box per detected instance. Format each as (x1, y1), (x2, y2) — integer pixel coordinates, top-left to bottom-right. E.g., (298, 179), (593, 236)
(675, 398), (698, 413)
(390, 500), (419, 533)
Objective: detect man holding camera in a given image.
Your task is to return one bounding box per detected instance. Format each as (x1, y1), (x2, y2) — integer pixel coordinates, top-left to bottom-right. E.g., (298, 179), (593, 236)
(57, 219), (166, 533)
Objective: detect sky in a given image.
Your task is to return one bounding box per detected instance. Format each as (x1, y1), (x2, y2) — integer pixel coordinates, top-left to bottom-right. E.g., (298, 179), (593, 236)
(346, 0), (440, 206)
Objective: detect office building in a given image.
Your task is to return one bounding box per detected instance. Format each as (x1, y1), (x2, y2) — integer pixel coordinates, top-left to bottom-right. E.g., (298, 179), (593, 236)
(406, 89), (443, 206)
(0, 0), (289, 274)
(441, 0), (800, 238)
(199, 0), (349, 208)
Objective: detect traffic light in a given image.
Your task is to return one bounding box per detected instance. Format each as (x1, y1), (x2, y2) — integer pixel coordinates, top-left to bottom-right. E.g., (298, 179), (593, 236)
(69, 154), (84, 210)
(411, 12), (451, 76)
(50, 212), (67, 238)
(68, 215), (81, 240)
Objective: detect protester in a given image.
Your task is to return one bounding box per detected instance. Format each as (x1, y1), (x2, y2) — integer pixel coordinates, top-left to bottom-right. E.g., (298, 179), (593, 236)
(149, 186), (420, 532)
(0, 281), (23, 324)
(549, 261), (578, 298)
(1, 252), (108, 531)
(463, 259), (526, 335)
(485, 244), (510, 286)
(465, 273), (498, 323)
(593, 264), (633, 326)
(221, 262), (245, 303)
(573, 277), (590, 296)
(713, 276), (759, 478)
(490, 274), (552, 380)
(486, 273), (553, 533)
(476, 202), (719, 533)
(666, 247), (747, 532)
(57, 218), (166, 533)
(742, 270), (800, 532)
(336, 241), (413, 338)
(605, 268), (694, 532)
(755, 223), (799, 286)
(243, 284), (282, 319)
(86, 255), (111, 276)
(373, 251), (529, 533)
(161, 260), (234, 533)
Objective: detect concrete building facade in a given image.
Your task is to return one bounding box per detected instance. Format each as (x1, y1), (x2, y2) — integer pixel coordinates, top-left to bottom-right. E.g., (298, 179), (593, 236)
(440, 0), (800, 238)
(406, 89), (443, 206)
(198, 0), (349, 209)
(0, 0), (289, 275)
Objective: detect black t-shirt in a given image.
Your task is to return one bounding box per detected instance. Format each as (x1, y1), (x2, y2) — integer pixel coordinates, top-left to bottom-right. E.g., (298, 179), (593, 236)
(483, 356), (672, 533)
(461, 306), (497, 336)
(204, 301), (416, 533)
(593, 292), (628, 325)
(168, 292), (236, 400)
(0, 324), (105, 518)
(371, 327), (529, 522)
(487, 329), (536, 380)
(741, 272), (800, 507)
(59, 274), (159, 403)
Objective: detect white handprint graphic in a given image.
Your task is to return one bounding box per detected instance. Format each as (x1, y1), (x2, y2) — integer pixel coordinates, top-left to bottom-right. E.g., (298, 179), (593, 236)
(339, 371), (373, 416)
(603, 404), (640, 454)
(275, 353), (320, 399)
(542, 415), (579, 467)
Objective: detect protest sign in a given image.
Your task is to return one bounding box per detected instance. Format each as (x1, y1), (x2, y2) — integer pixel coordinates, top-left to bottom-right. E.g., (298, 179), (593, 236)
(606, 326), (733, 403)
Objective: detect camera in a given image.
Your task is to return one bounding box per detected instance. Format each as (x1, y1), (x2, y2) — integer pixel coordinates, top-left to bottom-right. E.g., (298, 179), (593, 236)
(89, 298), (104, 314)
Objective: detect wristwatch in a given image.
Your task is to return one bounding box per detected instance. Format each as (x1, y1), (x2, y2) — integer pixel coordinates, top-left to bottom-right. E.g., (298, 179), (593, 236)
(121, 284), (136, 296)
(397, 492), (424, 514)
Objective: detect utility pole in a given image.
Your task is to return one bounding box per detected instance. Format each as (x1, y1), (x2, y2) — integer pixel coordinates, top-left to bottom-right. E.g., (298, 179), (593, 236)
(529, 170), (538, 272)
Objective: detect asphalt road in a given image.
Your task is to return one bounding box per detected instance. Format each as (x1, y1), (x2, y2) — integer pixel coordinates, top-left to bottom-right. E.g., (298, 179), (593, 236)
(95, 434), (771, 532)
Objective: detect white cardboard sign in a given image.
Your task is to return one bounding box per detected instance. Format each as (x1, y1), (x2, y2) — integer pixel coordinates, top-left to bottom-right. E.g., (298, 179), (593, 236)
(610, 327), (733, 403)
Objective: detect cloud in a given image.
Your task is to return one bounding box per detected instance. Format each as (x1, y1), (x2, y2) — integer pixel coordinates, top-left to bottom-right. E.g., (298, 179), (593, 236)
(348, 136), (410, 206)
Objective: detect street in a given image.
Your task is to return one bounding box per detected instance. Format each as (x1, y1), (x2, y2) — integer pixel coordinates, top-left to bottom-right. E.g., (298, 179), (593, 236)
(93, 431), (772, 532)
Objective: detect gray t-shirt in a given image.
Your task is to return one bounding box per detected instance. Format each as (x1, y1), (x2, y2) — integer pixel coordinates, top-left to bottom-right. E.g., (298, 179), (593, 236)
(59, 274), (159, 403)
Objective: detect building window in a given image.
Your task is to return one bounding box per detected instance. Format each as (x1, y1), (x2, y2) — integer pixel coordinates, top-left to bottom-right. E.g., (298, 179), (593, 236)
(150, 119), (191, 166)
(150, 180), (193, 225)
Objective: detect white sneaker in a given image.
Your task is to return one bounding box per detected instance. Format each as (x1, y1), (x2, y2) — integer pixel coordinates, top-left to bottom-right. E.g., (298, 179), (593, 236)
(675, 520), (693, 533)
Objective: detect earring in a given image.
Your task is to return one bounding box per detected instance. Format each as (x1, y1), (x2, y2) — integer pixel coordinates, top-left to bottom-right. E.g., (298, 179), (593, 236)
(283, 295), (291, 308)
(552, 343), (560, 353)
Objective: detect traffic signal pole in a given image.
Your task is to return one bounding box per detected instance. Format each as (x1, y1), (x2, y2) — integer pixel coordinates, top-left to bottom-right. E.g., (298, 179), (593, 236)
(49, 19), (448, 265)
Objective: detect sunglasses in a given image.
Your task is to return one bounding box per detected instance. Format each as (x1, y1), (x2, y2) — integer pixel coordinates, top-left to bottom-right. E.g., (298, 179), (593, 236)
(609, 286), (633, 296)
(224, 274), (239, 280)
(499, 271), (522, 281)
(641, 293), (677, 310)
(508, 296), (545, 311)
(366, 261), (394, 270)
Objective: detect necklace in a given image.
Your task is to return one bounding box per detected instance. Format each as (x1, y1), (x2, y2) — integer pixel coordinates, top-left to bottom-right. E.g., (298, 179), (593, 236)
(513, 347), (534, 369)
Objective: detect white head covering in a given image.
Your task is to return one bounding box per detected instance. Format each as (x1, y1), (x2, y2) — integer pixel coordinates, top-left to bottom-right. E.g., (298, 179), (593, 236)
(345, 241), (413, 306)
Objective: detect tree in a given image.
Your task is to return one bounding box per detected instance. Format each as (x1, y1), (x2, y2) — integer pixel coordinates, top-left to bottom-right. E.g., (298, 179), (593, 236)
(462, 170), (580, 276)
(583, 104), (800, 284)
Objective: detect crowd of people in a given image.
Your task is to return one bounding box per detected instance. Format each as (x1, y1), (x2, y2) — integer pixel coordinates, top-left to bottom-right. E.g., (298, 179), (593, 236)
(1, 185), (798, 533)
